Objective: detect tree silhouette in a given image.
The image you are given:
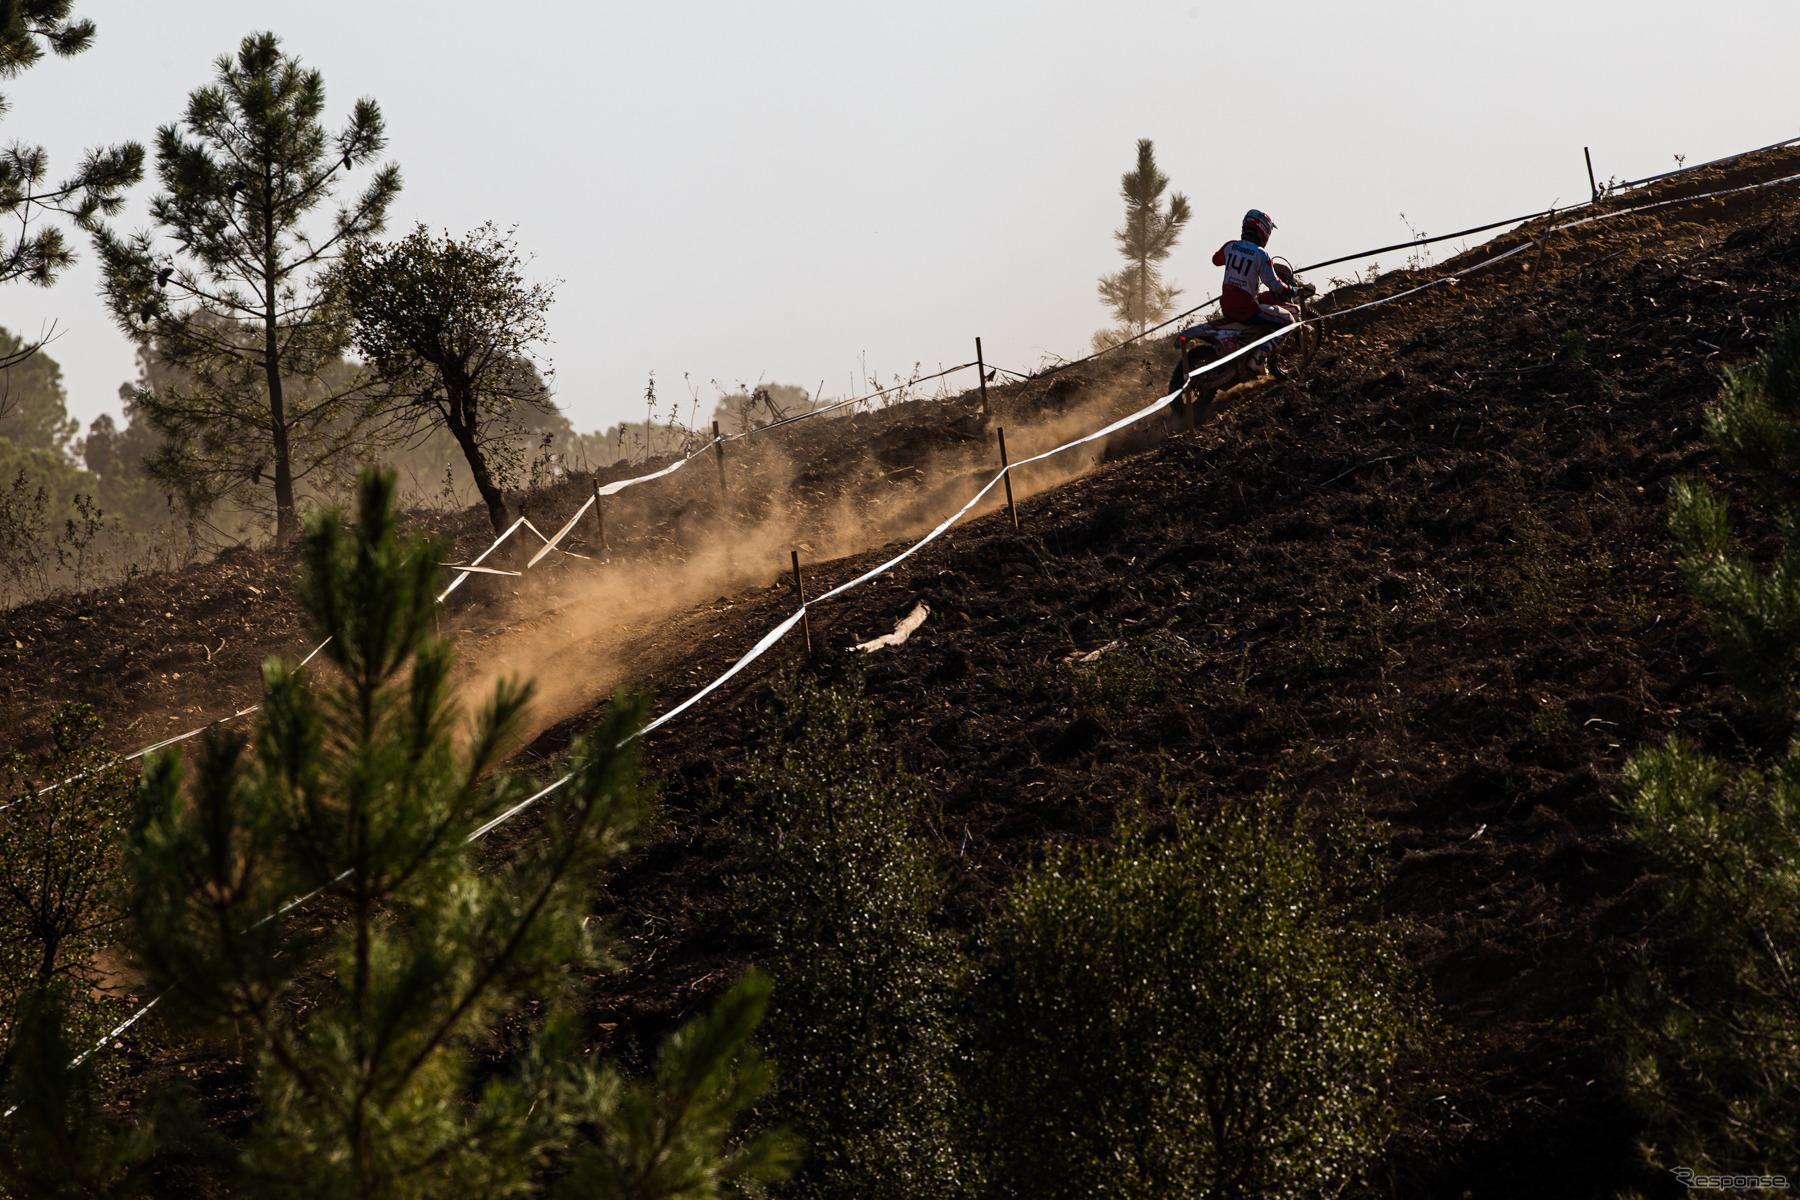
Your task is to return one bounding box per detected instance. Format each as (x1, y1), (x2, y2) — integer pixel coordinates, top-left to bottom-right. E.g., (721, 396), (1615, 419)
(339, 224), (556, 535)
(94, 32), (400, 543)
(1092, 139), (1190, 352)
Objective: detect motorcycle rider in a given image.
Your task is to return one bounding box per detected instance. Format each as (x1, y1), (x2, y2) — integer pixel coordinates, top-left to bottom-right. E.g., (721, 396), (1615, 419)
(1213, 209), (1300, 327)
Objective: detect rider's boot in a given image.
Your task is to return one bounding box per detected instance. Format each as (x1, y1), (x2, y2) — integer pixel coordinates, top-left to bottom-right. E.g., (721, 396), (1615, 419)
(1168, 346), (1192, 398)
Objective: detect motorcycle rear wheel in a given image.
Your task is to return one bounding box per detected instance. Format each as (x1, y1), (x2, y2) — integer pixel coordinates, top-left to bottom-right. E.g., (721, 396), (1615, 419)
(1169, 341), (1226, 422)
(1270, 318), (1321, 381)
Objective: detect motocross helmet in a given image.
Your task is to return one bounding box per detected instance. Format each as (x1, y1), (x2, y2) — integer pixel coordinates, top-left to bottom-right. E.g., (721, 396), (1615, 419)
(1242, 209), (1275, 246)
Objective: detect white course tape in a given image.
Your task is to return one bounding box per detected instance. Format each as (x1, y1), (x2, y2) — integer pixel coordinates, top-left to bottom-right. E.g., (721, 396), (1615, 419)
(1324, 167), (1800, 323)
(38, 507), (573, 800)
(817, 326), (1295, 606)
(19, 634), (339, 806)
(637, 610), (811, 740)
(451, 325), (1292, 842)
(48, 143), (1800, 800)
(437, 564), (522, 577)
(526, 499), (598, 568)
(465, 608), (812, 845)
(438, 516), (530, 602)
(23, 321), (1261, 1081)
(598, 439), (719, 498)
(36, 152), (1800, 1086)
(722, 362), (978, 443)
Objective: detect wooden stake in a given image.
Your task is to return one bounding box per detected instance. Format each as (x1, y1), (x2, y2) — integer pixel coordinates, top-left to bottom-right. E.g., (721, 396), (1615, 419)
(591, 477), (610, 552)
(998, 426), (1019, 531)
(791, 549), (812, 657)
(712, 421), (726, 492)
(1182, 352), (1196, 432)
(976, 337), (989, 416)
(1584, 146), (1599, 201)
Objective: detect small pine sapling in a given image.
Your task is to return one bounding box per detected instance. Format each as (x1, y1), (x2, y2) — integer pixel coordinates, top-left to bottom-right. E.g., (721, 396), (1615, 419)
(1614, 310), (1800, 1175)
(117, 470), (788, 1198)
(1092, 138), (1191, 352)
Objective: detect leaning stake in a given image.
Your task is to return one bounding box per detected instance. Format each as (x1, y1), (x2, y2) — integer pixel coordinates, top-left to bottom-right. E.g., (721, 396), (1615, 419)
(591, 477), (610, 553)
(998, 426), (1019, 531)
(713, 421), (726, 493)
(1585, 146), (1599, 202)
(977, 337), (990, 416)
(791, 549), (813, 657)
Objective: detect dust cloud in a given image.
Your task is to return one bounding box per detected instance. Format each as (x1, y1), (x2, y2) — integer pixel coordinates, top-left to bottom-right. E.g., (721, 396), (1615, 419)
(446, 359), (1173, 749)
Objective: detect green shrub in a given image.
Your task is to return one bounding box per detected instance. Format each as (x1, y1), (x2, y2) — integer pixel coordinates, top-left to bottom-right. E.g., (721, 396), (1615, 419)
(1612, 310), (1800, 1174)
(0, 989), (171, 1197)
(1613, 741), (1800, 1174)
(0, 703), (133, 1071)
(967, 797), (1419, 1200)
(1666, 312), (1800, 726)
(731, 671), (966, 1200)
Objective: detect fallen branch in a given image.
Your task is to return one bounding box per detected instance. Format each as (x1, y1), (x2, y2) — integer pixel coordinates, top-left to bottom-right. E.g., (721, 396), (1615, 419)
(851, 603), (930, 653)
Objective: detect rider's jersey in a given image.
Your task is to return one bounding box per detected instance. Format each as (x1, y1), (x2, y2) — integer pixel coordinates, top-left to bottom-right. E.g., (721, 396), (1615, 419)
(1213, 238), (1285, 298)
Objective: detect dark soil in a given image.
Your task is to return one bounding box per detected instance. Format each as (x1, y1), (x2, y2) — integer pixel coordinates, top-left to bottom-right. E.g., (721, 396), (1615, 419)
(0, 337), (1161, 758)
(13, 144), (1800, 1198)
(0, 544), (312, 756)
(518, 165), (1800, 1198)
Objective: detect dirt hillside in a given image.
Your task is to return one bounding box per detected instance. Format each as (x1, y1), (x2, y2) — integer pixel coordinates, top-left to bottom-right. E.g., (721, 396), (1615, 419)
(9, 142), (1800, 1197)
(519, 152), (1800, 1198)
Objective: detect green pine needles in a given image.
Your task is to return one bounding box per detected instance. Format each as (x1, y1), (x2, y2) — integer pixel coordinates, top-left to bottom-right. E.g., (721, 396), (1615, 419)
(0, 470), (792, 1200)
(1667, 312), (1800, 724)
(0, 1), (143, 305)
(1615, 310), (1800, 1176)
(94, 32), (401, 543)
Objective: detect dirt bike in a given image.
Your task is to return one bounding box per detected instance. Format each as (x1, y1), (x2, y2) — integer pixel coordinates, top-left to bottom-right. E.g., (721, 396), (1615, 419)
(1166, 260), (1322, 429)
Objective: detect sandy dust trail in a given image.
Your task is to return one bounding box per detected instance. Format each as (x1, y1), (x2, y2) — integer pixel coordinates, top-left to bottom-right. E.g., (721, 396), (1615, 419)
(449, 374), (1162, 749)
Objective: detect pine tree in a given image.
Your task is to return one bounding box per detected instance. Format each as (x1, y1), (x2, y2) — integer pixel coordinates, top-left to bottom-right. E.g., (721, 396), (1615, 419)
(1613, 312), (1800, 1175)
(0, 329), (76, 455)
(103, 470), (794, 1199)
(93, 32), (401, 544)
(0, 0), (143, 370)
(338, 224), (557, 535)
(1092, 138), (1190, 352)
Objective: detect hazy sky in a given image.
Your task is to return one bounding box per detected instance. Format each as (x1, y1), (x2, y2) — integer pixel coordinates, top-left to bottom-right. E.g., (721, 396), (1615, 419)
(2, 0), (1797, 438)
